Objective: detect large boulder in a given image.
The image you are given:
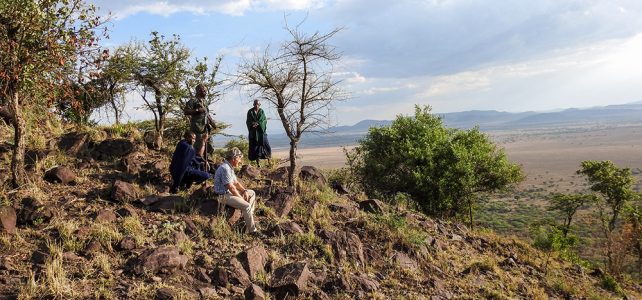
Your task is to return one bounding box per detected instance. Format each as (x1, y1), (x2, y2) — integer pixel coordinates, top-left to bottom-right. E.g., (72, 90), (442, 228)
(44, 166), (76, 184)
(134, 246), (188, 275)
(111, 180), (139, 203)
(244, 284), (266, 300)
(57, 132), (90, 156)
(93, 138), (135, 160)
(94, 209), (117, 223)
(270, 262), (311, 299)
(392, 251), (419, 272)
(119, 152), (145, 176)
(238, 244), (267, 280)
(299, 166), (327, 187)
(325, 230), (365, 268)
(267, 221), (304, 237)
(266, 190), (296, 218)
(228, 257), (252, 287)
(0, 206), (17, 234)
(358, 199), (386, 214)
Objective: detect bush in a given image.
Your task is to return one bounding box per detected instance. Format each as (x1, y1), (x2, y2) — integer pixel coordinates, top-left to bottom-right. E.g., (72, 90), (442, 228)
(348, 105), (523, 222)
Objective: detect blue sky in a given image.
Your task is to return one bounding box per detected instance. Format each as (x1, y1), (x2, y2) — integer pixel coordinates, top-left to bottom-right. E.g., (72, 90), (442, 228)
(89, 0), (642, 135)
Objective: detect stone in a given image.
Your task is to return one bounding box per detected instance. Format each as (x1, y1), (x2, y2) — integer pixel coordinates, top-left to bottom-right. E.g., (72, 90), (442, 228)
(329, 203), (358, 216)
(119, 236), (137, 251)
(270, 262), (311, 299)
(331, 182), (350, 195)
(269, 166), (291, 182)
(358, 199), (385, 214)
(449, 234), (463, 242)
(84, 240), (103, 257)
(0, 256), (13, 271)
(18, 198), (55, 226)
(43, 166), (76, 184)
(57, 132), (90, 156)
(197, 195), (242, 225)
(196, 267), (212, 284)
(211, 266), (229, 287)
(111, 180), (139, 203)
(62, 252), (83, 263)
(95, 209), (117, 223)
(392, 251), (419, 272)
(31, 250), (48, 265)
(0, 206), (17, 234)
(244, 284), (265, 300)
(149, 196), (186, 213)
(268, 221), (304, 237)
(299, 166), (327, 187)
(198, 287), (218, 298)
(353, 275), (379, 292)
(238, 244), (267, 280)
(329, 230), (365, 267)
(134, 246), (188, 275)
(183, 218), (199, 236)
(93, 138), (135, 160)
(228, 257), (252, 287)
(116, 207), (138, 218)
(156, 287), (176, 300)
(120, 152), (144, 176)
(266, 192), (296, 218)
(173, 231), (189, 244)
(239, 165), (262, 179)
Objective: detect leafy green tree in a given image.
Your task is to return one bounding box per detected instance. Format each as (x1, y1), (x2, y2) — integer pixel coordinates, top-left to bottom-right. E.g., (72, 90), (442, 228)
(0, 0), (104, 187)
(97, 46), (138, 124)
(548, 193), (596, 237)
(130, 32), (190, 148)
(349, 105), (523, 226)
(577, 160), (639, 271)
(532, 224), (580, 273)
(623, 204), (642, 280)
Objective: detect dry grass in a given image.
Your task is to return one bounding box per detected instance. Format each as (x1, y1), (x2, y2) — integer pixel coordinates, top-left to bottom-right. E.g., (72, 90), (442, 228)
(121, 216), (146, 247)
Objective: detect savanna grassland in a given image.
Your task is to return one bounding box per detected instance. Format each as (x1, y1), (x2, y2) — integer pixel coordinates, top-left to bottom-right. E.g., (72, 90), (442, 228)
(277, 123), (642, 270)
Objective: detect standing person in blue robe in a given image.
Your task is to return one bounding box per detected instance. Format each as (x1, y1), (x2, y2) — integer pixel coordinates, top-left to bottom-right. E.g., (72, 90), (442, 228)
(169, 131), (211, 193)
(246, 99), (271, 167)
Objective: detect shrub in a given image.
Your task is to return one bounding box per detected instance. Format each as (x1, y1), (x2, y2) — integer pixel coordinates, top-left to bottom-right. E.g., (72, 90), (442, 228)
(348, 105), (523, 224)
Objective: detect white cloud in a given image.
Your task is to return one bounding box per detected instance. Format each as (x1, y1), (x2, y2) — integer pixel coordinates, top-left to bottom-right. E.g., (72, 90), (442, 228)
(92, 0), (329, 19)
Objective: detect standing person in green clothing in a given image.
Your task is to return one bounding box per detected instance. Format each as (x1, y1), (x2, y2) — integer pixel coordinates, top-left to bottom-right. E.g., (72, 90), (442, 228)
(246, 99), (271, 167)
(184, 84), (212, 159)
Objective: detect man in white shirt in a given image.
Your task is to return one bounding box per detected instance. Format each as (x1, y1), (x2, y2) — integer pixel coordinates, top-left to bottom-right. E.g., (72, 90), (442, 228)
(213, 147), (257, 233)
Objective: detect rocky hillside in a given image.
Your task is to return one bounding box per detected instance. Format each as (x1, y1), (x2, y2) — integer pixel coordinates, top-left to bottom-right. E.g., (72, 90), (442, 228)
(0, 129), (641, 299)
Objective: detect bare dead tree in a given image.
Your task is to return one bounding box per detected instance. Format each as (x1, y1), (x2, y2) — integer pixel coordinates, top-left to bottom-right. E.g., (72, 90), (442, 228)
(238, 24), (347, 186)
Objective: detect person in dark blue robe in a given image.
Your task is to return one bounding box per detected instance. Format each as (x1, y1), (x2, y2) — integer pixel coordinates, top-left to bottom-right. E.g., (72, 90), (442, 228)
(169, 131), (211, 193)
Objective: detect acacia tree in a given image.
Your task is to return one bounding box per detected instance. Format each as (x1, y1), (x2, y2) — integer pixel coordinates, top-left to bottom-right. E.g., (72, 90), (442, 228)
(238, 25), (346, 186)
(0, 0), (104, 187)
(96, 46), (138, 124)
(577, 160), (639, 272)
(130, 32), (190, 148)
(548, 193), (596, 237)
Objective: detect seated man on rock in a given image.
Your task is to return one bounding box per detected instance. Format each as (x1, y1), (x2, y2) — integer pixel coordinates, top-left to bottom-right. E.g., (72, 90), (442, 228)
(169, 131), (211, 193)
(213, 147), (258, 234)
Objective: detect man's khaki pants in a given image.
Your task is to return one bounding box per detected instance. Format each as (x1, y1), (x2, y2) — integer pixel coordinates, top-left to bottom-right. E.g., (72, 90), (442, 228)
(218, 190), (256, 233)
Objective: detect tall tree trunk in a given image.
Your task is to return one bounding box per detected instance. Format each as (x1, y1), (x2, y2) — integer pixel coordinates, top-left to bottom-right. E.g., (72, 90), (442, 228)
(110, 99), (120, 125)
(9, 90), (26, 188)
(288, 140), (297, 187)
(468, 197), (474, 229)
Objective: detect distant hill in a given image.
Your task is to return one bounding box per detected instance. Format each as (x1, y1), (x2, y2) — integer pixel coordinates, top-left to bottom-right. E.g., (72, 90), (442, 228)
(218, 102), (642, 149)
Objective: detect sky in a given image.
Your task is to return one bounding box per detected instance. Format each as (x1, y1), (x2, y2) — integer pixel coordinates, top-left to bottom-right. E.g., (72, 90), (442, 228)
(88, 0), (642, 135)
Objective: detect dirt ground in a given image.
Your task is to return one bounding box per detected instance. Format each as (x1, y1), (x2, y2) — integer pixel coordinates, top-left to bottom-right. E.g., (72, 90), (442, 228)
(274, 123), (642, 192)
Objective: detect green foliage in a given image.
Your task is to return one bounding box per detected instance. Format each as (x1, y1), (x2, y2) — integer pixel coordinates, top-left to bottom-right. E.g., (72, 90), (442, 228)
(548, 193), (596, 237)
(348, 105), (523, 221)
(600, 274), (623, 295)
(213, 137), (249, 160)
(577, 160), (639, 232)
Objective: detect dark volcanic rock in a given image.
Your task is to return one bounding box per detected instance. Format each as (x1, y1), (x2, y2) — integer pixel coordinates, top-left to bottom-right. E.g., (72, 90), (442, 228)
(84, 240), (103, 257)
(120, 152), (144, 176)
(134, 246), (188, 275)
(57, 132), (90, 156)
(195, 267), (212, 284)
(111, 180), (139, 203)
(148, 195), (185, 213)
(358, 199), (386, 214)
(392, 251), (419, 272)
(331, 182), (350, 195)
(267, 221), (304, 237)
(95, 209), (117, 223)
(239, 164), (262, 179)
(269, 166), (291, 183)
(228, 257), (252, 287)
(238, 244), (267, 280)
(118, 236), (137, 251)
(0, 206), (17, 234)
(44, 166), (76, 184)
(116, 207), (138, 218)
(19, 198), (55, 226)
(93, 138), (135, 160)
(156, 287), (176, 300)
(266, 191), (296, 218)
(244, 284), (266, 300)
(299, 166), (327, 187)
(211, 266), (229, 287)
(270, 262), (311, 299)
(353, 274), (379, 292)
(329, 230), (365, 267)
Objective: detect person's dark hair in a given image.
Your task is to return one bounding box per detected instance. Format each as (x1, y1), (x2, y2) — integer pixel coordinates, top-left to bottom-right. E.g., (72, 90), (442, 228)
(195, 84), (206, 99)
